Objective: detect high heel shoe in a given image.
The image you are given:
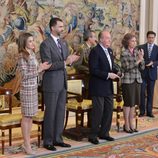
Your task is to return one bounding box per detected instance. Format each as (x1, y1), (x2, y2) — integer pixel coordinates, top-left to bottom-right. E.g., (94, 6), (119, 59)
(130, 128), (138, 132)
(21, 144), (35, 155)
(123, 125), (133, 133)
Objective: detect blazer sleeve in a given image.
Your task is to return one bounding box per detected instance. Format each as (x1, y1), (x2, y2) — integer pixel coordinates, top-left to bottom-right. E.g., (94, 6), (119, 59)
(40, 42), (65, 71)
(18, 57), (38, 81)
(89, 48), (108, 80)
(152, 45), (158, 67)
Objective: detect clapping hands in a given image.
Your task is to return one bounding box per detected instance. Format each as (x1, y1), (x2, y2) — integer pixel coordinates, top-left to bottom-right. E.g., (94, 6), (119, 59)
(138, 49), (144, 61)
(137, 49), (144, 64)
(66, 54), (80, 65)
(38, 62), (52, 73)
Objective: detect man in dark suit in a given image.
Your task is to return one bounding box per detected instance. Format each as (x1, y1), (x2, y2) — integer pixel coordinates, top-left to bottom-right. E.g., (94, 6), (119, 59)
(139, 31), (158, 118)
(40, 17), (79, 151)
(88, 30), (120, 145)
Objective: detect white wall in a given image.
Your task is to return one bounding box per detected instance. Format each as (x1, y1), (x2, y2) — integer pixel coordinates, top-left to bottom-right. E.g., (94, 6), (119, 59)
(139, 0), (158, 44)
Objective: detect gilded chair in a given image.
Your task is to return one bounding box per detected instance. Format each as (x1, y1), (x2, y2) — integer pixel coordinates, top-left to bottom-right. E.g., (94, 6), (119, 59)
(64, 74), (92, 140)
(0, 88), (22, 154)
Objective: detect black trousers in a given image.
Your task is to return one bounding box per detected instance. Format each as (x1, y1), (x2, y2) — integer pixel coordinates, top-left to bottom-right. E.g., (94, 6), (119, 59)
(89, 95), (113, 139)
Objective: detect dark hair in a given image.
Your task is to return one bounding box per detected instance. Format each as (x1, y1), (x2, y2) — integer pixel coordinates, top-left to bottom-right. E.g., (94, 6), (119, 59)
(17, 32), (33, 60)
(122, 33), (136, 49)
(83, 30), (95, 41)
(146, 31), (156, 37)
(49, 17), (63, 30)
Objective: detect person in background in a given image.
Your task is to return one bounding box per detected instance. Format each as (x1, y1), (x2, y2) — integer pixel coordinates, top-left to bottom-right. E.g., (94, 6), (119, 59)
(17, 32), (51, 155)
(120, 33), (144, 133)
(74, 30), (97, 98)
(40, 17), (79, 151)
(139, 31), (158, 117)
(74, 30), (97, 74)
(88, 30), (120, 145)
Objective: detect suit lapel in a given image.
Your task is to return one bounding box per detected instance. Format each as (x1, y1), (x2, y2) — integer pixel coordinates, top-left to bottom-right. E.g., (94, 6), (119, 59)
(49, 36), (63, 60)
(59, 39), (67, 59)
(98, 45), (112, 69)
(150, 44), (155, 59)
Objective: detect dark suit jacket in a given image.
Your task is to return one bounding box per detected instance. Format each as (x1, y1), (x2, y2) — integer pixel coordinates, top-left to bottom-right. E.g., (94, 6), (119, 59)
(89, 44), (114, 97)
(138, 43), (158, 80)
(40, 35), (69, 92)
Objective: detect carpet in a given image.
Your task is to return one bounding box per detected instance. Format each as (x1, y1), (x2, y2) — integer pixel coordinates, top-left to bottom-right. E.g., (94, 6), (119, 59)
(1, 109), (158, 158)
(36, 128), (158, 158)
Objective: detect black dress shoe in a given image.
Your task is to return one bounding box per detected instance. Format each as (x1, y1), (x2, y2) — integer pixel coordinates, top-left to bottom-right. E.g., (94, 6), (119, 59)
(44, 145), (56, 151)
(54, 142), (71, 147)
(147, 114), (154, 118)
(99, 136), (115, 141)
(88, 138), (99, 144)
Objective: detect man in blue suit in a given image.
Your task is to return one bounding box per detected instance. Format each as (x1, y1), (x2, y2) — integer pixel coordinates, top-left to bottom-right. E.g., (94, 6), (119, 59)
(139, 31), (158, 117)
(88, 31), (120, 144)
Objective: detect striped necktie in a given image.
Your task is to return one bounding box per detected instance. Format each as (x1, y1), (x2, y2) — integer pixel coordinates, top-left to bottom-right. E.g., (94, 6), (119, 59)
(57, 39), (62, 53)
(57, 39), (64, 59)
(104, 49), (112, 70)
(148, 44), (152, 58)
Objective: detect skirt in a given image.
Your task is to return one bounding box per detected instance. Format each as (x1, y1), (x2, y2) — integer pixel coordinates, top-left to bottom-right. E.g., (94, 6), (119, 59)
(122, 81), (141, 107)
(20, 85), (38, 117)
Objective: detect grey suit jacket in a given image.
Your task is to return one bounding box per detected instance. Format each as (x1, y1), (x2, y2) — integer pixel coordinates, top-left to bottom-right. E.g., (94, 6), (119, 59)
(120, 48), (145, 84)
(40, 36), (69, 92)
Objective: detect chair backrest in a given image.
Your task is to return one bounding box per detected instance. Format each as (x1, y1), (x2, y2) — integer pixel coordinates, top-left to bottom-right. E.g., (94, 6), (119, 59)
(67, 80), (82, 95)
(0, 88), (12, 114)
(67, 74), (86, 102)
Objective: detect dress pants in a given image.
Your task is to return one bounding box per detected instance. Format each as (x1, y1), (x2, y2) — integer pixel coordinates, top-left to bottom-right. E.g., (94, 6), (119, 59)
(43, 88), (66, 146)
(89, 95), (113, 139)
(140, 79), (155, 115)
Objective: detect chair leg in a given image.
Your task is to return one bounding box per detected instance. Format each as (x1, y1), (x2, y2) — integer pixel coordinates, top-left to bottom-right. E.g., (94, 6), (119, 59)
(64, 110), (69, 130)
(80, 111), (84, 127)
(9, 129), (12, 146)
(76, 111), (83, 127)
(38, 125), (41, 147)
(1, 130), (5, 154)
(116, 106), (121, 132)
(41, 122), (44, 140)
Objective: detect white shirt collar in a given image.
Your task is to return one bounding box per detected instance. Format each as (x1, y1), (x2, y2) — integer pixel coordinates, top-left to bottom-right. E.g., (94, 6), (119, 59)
(148, 43), (154, 47)
(99, 43), (108, 51)
(85, 42), (91, 48)
(51, 34), (59, 44)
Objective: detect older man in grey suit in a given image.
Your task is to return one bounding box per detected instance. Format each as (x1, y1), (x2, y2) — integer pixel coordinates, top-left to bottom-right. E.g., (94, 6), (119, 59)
(40, 17), (79, 151)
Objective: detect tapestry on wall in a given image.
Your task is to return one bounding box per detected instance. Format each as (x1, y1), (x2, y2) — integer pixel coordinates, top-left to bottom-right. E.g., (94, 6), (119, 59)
(0, 0), (140, 105)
